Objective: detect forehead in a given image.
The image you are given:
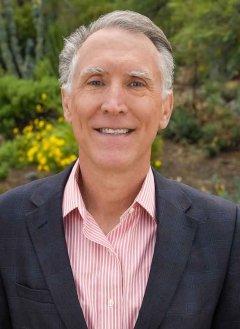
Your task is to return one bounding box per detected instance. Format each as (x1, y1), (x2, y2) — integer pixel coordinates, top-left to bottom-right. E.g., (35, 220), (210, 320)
(74, 28), (161, 78)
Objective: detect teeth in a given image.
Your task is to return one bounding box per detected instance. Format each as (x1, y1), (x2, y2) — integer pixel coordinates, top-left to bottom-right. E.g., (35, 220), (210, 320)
(99, 128), (131, 135)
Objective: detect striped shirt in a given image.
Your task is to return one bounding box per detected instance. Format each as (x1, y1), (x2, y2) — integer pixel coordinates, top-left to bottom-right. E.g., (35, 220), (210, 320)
(62, 159), (157, 329)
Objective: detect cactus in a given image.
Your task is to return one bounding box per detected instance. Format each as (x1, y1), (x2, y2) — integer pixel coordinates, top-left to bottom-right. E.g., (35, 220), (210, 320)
(0, 3), (17, 75)
(0, 0), (45, 78)
(32, 0), (44, 62)
(3, 0), (24, 77)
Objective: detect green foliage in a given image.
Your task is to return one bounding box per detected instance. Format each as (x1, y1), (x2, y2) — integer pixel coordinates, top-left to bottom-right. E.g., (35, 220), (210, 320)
(33, 58), (56, 80)
(151, 134), (164, 170)
(164, 92), (240, 156)
(0, 163), (9, 180)
(0, 0), (45, 78)
(0, 118), (78, 178)
(198, 83), (240, 156)
(18, 118), (78, 173)
(0, 75), (61, 138)
(0, 139), (21, 167)
(164, 107), (202, 143)
(0, 137), (24, 181)
(202, 115), (240, 157)
(170, 0), (240, 82)
(233, 178), (240, 204)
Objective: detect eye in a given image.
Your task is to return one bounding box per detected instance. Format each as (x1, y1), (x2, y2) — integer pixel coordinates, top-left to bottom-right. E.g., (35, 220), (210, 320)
(87, 80), (104, 86)
(129, 80), (146, 88)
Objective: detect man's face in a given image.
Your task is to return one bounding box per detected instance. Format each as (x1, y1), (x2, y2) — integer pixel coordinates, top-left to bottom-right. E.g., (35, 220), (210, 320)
(62, 28), (173, 171)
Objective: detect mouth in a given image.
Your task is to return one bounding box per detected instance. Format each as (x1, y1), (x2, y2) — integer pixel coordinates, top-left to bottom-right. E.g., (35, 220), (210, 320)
(94, 128), (135, 135)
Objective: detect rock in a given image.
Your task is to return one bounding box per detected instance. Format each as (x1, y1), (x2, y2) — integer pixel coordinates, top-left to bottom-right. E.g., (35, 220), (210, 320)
(25, 171), (39, 181)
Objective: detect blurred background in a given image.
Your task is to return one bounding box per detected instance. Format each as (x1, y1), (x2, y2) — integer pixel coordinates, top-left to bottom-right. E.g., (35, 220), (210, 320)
(0, 0), (239, 202)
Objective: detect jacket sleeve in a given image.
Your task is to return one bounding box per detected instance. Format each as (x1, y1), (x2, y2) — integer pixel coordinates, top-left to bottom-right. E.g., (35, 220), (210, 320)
(212, 205), (240, 329)
(0, 273), (12, 328)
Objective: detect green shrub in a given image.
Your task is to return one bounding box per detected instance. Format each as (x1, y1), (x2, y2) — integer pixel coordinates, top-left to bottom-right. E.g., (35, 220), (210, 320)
(151, 134), (164, 170)
(0, 139), (23, 169)
(201, 106), (240, 156)
(0, 163), (9, 181)
(33, 58), (56, 80)
(164, 107), (202, 143)
(233, 178), (240, 204)
(15, 118), (77, 173)
(0, 75), (62, 139)
(0, 118), (78, 178)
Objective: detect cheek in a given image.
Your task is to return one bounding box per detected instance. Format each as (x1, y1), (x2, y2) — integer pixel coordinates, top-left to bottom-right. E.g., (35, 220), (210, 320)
(72, 94), (101, 118)
(131, 98), (161, 128)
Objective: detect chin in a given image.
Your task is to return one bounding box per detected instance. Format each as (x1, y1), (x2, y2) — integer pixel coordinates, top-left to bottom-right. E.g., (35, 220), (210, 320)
(92, 154), (135, 172)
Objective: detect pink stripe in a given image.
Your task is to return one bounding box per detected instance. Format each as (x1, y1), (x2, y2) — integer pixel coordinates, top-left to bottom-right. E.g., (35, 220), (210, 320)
(63, 160), (157, 329)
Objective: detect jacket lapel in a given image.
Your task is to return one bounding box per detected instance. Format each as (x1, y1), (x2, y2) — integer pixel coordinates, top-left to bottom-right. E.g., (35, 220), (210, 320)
(25, 165), (88, 329)
(25, 164), (200, 329)
(134, 170), (199, 329)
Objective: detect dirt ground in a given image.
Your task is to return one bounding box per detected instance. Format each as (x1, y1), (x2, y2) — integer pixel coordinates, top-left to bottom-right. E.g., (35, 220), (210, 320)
(0, 140), (239, 202)
(161, 140), (240, 201)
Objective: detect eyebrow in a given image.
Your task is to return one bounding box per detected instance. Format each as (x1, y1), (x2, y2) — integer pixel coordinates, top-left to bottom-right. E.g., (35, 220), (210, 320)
(80, 66), (105, 78)
(79, 67), (153, 82)
(127, 70), (153, 81)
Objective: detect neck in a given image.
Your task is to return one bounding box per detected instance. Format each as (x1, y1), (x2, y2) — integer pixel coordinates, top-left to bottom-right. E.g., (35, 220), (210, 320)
(78, 157), (150, 230)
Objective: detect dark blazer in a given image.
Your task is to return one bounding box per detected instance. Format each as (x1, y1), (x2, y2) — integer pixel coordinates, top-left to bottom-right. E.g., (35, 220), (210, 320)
(0, 164), (239, 329)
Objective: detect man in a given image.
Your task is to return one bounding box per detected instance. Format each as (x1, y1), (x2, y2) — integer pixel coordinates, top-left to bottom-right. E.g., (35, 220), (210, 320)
(0, 10), (239, 329)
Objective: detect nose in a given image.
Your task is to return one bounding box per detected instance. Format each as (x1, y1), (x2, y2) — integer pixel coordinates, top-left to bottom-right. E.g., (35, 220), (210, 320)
(100, 83), (127, 115)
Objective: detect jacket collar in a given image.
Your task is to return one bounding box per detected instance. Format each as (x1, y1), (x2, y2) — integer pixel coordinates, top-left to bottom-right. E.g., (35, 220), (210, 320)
(26, 163), (88, 329)
(134, 168), (199, 329)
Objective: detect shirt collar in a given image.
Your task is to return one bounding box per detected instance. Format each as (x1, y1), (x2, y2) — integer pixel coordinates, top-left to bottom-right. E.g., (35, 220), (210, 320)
(62, 158), (156, 221)
(135, 168), (156, 219)
(62, 159), (87, 219)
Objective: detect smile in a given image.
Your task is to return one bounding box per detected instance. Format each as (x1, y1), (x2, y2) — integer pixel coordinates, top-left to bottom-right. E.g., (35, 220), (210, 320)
(95, 128), (134, 135)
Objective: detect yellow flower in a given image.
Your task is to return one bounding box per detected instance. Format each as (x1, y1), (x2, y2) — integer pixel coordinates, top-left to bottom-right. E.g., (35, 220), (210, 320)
(37, 164), (43, 171)
(27, 146), (38, 162)
(58, 117), (64, 123)
(43, 140), (50, 151)
(46, 123), (53, 131)
(23, 125), (33, 134)
(25, 132), (33, 140)
(38, 120), (45, 128)
(39, 157), (47, 165)
(41, 93), (47, 101)
(154, 160), (162, 168)
(69, 154), (77, 162)
(52, 148), (62, 159)
(42, 165), (50, 172)
(34, 118), (40, 126)
(56, 139), (65, 147)
(36, 133), (41, 140)
(36, 104), (43, 113)
(13, 127), (19, 135)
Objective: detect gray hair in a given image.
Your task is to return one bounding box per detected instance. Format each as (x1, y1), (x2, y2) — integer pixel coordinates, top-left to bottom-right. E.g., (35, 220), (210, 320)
(59, 10), (174, 96)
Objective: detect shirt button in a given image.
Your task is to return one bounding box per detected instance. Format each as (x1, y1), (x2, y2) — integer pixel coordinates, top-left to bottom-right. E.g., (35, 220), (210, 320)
(108, 298), (114, 308)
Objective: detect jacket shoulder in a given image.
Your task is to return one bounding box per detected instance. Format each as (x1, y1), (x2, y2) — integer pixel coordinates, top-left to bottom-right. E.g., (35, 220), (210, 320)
(0, 175), (52, 216)
(153, 169), (237, 220)
(0, 164), (72, 219)
(180, 179), (234, 206)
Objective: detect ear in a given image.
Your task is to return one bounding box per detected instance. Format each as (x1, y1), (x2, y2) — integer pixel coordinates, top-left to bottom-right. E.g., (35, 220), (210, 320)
(158, 91), (174, 130)
(61, 88), (72, 123)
